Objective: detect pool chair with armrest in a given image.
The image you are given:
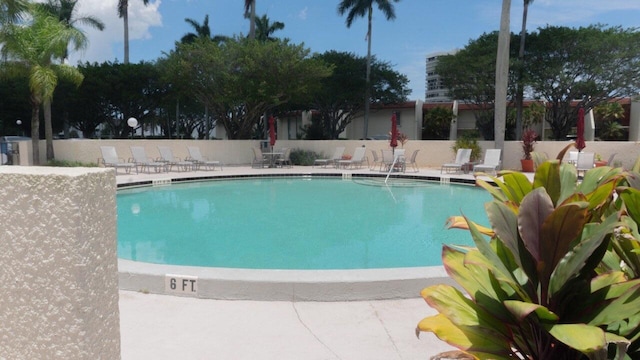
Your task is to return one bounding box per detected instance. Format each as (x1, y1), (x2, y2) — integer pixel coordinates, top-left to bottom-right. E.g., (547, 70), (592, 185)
(251, 147), (269, 168)
(187, 146), (222, 170)
(99, 146), (136, 174)
(130, 146), (168, 173)
(313, 146), (345, 168)
(441, 148), (471, 174)
(370, 149), (383, 171)
(473, 149), (501, 175)
(275, 148), (292, 168)
(337, 147), (368, 169)
(404, 149), (420, 173)
(157, 146), (193, 172)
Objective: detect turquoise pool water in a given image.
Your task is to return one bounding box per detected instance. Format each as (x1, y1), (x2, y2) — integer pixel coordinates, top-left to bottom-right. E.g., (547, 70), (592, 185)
(117, 177), (491, 270)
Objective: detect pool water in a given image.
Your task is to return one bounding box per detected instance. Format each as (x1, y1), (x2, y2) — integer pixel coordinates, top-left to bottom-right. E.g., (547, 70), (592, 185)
(117, 178), (491, 270)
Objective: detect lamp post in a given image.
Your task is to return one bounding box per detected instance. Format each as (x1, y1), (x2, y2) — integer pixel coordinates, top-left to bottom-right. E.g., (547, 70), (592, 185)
(16, 120), (22, 136)
(127, 117), (138, 139)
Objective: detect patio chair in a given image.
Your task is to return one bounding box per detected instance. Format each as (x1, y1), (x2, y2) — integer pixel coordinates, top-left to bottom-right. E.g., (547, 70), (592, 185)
(405, 149), (420, 173)
(275, 148), (292, 168)
(381, 149), (394, 172)
(130, 146), (167, 173)
(369, 149), (383, 171)
(251, 147), (269, 168)
(441, 148), (471, 174)
(605, 153), (617, 166)
(157, 146), (193, 172)
(99, 146), (136, 174)
(187, 146), (222, 171)
(567, 151), (579, 165)
(337, 147), (367, 169)
(313, 146), (345, 168)
(473, 149), (501, 175)
(576, 152), (595, 178)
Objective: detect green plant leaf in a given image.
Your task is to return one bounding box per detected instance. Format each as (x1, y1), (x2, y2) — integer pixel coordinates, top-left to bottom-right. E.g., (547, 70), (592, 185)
(501, 171), (533, 204)
(549, 212), (619, 296)
(533, 161), (563, 205)
(421, 284), (509, 333)
(591, 271), (629, 292)
(619, 187), (640, 225)
(588, 282), (640, 326)
(546, 323), (608, 355)
(503, 300), (559, 322)
(518, 188), (555, 264)
(558, 162), (579, 204)
(416, 313), (513, 359)
(486, 201), (520, 265)
(476, 178), (508, 202)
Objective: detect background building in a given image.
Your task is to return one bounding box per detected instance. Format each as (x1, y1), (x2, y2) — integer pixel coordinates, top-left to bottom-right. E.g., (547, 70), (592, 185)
(425, 50), (458, 102)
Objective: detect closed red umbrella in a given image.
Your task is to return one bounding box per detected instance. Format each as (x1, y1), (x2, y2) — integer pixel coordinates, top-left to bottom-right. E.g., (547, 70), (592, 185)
(268, 116), (276, 150)
(576, 108), (586, 151)
(390, 113), (398, 149)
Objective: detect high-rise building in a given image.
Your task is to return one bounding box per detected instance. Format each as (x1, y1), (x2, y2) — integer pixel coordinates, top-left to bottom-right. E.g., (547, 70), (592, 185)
(425, 51), (457, 102)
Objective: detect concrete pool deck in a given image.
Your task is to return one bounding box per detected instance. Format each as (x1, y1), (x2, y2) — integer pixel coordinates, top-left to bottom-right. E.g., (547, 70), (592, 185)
(116, 165), (509, 359)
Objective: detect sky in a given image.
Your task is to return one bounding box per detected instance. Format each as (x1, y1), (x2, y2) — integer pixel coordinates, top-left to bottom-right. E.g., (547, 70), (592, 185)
(67, 0), (640, 101)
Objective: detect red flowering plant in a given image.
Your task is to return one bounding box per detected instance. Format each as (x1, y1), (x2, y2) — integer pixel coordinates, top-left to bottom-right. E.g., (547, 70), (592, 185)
(521, 129), (537, 160)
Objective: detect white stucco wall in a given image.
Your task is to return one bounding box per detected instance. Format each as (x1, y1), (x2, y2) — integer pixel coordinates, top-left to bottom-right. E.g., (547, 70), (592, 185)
(0, 166), (120, 359)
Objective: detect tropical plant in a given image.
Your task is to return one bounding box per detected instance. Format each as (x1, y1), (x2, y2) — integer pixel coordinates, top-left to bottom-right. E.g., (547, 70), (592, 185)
(521, 128), (537, 160)
(422, 106), (454, 140)
(254, 14), (284, 42)
(118, 0), (150, 64)
(417, 149), (640, 359)
(595, 102), (626, 141)
(0, 0), (27, 24)
(337, 0), (400, 139)
(452, 132), (481, 162)
(181, 14), (228, 44)
(0, 5), (85, 163)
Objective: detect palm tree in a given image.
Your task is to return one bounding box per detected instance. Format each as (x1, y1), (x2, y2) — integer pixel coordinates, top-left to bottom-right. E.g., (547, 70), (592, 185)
(244, 0), (255, 39)
(337, 0), (400, 139)
(181, 14), (228, 44)
(0, 0), (27, 24)
(38, 0), (104, 63)
(0, 6), (85, 164)
(118, 0), (149, 64)
(494, 0), (511, 152)
(254, 14), (284, 42)
(515, 0), (533, 140)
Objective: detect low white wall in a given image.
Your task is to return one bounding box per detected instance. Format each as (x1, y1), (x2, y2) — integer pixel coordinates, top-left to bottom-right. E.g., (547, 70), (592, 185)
(0, 166), (120, 359)
(49, 139), (640, 171)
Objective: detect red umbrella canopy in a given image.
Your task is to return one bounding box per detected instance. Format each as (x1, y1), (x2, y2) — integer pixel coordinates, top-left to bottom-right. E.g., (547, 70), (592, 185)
(390, 113), (398, 148)
(268, 116), (276, 147)
(576, 108), (586, 151)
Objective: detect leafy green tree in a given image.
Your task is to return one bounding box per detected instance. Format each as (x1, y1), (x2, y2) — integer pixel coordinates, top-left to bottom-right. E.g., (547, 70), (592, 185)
(254, 14), (284, 42)
(594, 102), (625, 140)
(118, 0), (149, 64)
(160, 37), (331, 139)
(0, 6), (85, 163)
(422, 106), (454, 140)
(0, 64), (31, 136)
(309, 51), (408, 139)
(0, 0), (27, 24)
(337, 0), (400, 139)
(527, 25), (640, 140)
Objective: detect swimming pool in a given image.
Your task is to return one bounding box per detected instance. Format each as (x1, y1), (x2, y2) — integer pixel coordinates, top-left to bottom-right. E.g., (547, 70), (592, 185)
(117, 177), (490, 270)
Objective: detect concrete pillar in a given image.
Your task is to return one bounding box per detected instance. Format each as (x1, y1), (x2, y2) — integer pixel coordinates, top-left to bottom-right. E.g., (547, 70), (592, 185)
(0, 167), (120, 359)
(585, 109), (596, 141)
(450, 100), (459, 140)
(629, 99), (640, 141)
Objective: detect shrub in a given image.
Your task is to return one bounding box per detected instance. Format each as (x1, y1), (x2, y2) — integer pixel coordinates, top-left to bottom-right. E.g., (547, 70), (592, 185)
(289, 149), (321, 166)
(452, 132), (482, 162)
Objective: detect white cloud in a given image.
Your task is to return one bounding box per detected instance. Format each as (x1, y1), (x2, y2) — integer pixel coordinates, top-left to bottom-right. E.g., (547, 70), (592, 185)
(68, 0), (162, 64)
(297, 7), (308, 21)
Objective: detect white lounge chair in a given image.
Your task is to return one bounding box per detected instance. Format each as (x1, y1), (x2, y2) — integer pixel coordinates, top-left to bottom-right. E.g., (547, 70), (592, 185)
(157, 146), (193, 172)
(576, 152), (595, 178)
(473, 149), (502, 175)
(405, 149), (420, 173)
(187, 146), (221, 170)
(130, 146), (167, 173)
(313, 147), (345, 168)
(441, 148), (472, 173)
(337, 147), (367, 169)
(99, 146), (136, 174)
(275, 148), (292, 168)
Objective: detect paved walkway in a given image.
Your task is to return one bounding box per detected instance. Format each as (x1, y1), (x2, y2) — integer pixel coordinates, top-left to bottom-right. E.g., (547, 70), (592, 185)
(117, 165), (477, 359)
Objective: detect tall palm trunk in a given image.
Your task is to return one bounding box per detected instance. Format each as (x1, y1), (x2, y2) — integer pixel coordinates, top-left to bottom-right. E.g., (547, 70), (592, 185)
(30, 95), (41, 165)
(494, 0), (511, 152)
(363, 5), (372, 139)
(515, 0), (531, 140)
(249, 1), (255, 39)
(44, 100), (54, 160)
(123, 2), (129, 64)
